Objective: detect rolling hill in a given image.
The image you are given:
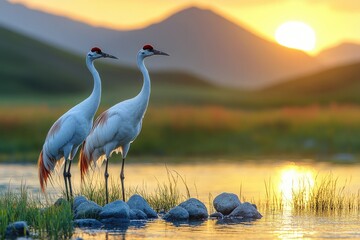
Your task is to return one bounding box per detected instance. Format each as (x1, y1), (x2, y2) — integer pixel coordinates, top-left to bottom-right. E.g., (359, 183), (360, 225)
(260, 61), (360, 105)
(0, 1), (321, 88)
(0, 25), (213, 99)
(316, 42), (360, 67)
(2, 23), (360, 108)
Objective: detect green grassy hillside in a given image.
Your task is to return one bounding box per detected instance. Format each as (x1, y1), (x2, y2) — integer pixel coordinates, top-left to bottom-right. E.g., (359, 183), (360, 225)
(2, 26), (360, 161)
(0, 26), (213, 98)
(260, 62), (360, 106)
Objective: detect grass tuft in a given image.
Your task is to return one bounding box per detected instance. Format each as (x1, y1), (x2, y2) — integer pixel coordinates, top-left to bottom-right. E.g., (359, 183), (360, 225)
(292, 174), (359, 213)
(260, 174), (359, 213)
(0, 183), (72, 239)
(78, 167), (191, 212)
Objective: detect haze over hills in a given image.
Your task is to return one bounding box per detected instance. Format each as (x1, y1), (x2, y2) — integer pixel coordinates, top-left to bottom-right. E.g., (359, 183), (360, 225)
(3, 21), (360, 108)
(316, 42), (360, 67)
(260, 61), (360, 105)
(0, 25), (211, 97)
(0, 1), (322, 88)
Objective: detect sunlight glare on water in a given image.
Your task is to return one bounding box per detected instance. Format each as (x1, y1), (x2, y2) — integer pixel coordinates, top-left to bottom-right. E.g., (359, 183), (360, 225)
(279, 164), (315, 202)
(1, 160), (360, 239)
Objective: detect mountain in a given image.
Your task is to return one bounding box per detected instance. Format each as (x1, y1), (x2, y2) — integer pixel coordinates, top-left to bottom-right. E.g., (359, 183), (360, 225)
(259, 61), (360, 105)
(0, 1), (321, 88)
(0, 25), (211, 97)
(3, 21), (360, 109)
(317, 42), (360, 67)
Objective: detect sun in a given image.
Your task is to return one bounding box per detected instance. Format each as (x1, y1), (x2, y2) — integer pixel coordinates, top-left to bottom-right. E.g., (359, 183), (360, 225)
(275, 21), (316, 52)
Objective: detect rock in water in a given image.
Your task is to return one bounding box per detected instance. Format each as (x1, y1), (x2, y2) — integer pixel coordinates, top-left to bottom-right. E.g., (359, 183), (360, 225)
(99, 200), (130, 227)
(5, 221), (30, 238)
(163, 206), (189, 221)
(74, 200), (102, 219)
(127, 194), (158, 218)
(73, 196), (88, 211)
(129, 209), (148, 220)
(228, 202), (263, 219)
(73, 219), (103, 228)
(178, 198), (208, 220)
(213, 192), (241, 215)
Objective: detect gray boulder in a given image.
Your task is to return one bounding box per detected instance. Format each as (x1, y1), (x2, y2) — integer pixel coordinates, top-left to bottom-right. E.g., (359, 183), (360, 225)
(99, 200), (130, 228)
(73, 196), (88, 210)
(213, 192), (241, 215)
(127, 194), (157, 218)
(99, 200), (130, 220)
(5, 221), (30, 238)
(74, 200), (102, 219)
(73, 219), (103, 228)
(100, 218), (130, 230)
(178, 198), (208, 220)
(163, 206), (189, 221)
(130, 209), (148, 220)
(228, 202), (262, 219)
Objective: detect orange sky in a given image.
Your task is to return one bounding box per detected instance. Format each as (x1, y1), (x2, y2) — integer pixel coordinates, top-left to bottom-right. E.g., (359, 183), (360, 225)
(8, 0), (360, 55)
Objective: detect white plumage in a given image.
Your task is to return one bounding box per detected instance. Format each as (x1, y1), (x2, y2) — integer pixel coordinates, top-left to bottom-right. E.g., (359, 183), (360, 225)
(79, 45), (168, 203)
(38, 47), (117, 200)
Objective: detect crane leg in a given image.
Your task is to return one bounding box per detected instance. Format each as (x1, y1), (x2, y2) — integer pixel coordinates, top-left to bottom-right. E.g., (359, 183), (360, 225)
(120, 158), (126, 202)
(104, 159), (109, 204)
(63, 160), (69, 201)
(67, 160), (73, 199)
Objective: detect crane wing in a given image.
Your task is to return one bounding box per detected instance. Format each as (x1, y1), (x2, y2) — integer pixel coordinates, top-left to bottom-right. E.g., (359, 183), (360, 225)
(43, 114), (77, 160)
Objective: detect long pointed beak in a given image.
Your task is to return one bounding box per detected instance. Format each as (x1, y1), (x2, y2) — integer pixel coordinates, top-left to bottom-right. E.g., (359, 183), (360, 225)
(102, 52), (118, 59)
(153, 49), (169, 56)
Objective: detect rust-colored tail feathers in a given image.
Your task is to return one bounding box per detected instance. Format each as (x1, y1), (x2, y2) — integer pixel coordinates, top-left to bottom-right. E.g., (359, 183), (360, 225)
(38, 150), (51, 192)
(79, 142), (89, 181)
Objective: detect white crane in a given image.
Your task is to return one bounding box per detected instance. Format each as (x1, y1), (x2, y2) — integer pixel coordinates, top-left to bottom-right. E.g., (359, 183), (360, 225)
(38, 47), (117, 200)
(79, 45), (168, 203)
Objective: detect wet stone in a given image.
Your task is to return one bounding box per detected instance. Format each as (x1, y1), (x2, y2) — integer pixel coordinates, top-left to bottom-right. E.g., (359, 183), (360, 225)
(100, 217), (130, 230)
(99, 200), (130, 228)
(213, 192), (241, 215)
(73, 219), (103, 228)
(163, 206), (189, 221)
(130, 209), (148, 220)
(127, 194), (158, 218)
(74, 200), (102, 219)
(5, 221), (30, 239)
(73, 196), (88, 211)
(228, 202), (263, 219)
(178, 198), (208, 220)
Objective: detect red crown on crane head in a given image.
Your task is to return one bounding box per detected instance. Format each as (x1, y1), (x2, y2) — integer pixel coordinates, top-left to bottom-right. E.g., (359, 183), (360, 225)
(91, 47), (102, 53)
(143, 45), (154, 51)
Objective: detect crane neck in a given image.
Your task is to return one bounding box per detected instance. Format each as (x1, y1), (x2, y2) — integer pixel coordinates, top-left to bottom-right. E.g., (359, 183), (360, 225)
(81, 57), (101, 120)
(133, 55), (151, 120)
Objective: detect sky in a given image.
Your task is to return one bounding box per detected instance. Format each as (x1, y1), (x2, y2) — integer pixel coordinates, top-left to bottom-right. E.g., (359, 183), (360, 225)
(8, 0), (360, 55)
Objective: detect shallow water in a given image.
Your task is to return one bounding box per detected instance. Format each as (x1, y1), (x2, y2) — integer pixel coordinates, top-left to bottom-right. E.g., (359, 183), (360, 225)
(1, 160), (360, 239)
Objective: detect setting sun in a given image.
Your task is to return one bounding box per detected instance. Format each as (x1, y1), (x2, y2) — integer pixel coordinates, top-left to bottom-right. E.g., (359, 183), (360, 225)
(275, 21), (316, 52)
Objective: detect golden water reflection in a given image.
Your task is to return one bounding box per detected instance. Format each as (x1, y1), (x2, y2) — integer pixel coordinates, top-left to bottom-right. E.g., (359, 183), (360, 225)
(0, 160), (359, 209)
(279, 164), (315, 202)
(1, 161), (360, 239)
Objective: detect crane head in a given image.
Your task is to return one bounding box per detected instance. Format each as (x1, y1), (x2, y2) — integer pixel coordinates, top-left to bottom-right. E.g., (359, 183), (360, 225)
(139, 45), (169, 58)
(88, 47), (118, 60)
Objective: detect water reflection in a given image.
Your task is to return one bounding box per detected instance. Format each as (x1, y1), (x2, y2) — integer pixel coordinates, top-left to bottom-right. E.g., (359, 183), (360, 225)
(0, 161), (359, 205)
(279, 164), (315, 202)
(1, 160), (360, 239)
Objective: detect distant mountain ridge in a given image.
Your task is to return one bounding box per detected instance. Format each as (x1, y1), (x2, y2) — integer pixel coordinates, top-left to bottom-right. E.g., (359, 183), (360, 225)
(0, 1), (322, 88)
(0, 25), (211, 96)
(260, 61), (360, 105)
(316, 42), (360, 67)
